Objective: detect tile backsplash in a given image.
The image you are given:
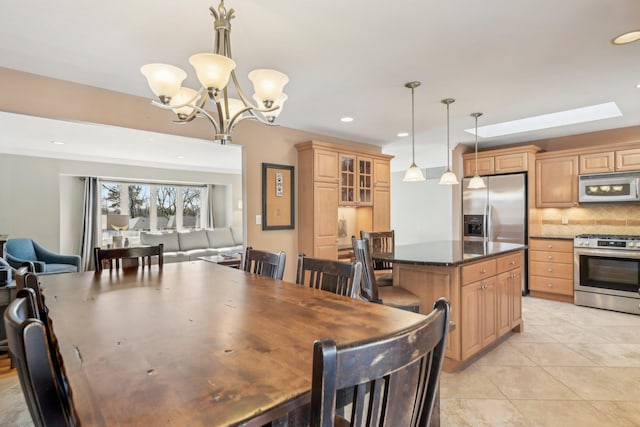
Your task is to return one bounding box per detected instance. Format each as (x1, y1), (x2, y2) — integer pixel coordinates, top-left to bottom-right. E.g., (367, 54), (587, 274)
(536, 204), (640, 237)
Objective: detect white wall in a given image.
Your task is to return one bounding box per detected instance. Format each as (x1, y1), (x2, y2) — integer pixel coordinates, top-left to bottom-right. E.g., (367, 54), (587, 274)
(0, 153), (242, 255)
(390, 171), (453, 245)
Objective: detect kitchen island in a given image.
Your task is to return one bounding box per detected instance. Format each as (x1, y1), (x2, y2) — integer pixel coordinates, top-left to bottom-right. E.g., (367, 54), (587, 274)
(375, 240), (525, 372)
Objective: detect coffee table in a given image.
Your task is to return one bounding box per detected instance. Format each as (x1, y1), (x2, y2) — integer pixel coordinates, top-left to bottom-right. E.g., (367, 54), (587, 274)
(198, 254), (242, 268)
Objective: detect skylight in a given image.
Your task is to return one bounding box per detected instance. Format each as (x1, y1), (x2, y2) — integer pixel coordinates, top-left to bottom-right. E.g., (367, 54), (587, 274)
(464, 102), (622, 138)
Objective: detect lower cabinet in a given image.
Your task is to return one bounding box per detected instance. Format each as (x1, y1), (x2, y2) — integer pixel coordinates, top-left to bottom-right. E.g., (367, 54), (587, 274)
(460, 252), (523, 360)
(461, 277), (497, 360)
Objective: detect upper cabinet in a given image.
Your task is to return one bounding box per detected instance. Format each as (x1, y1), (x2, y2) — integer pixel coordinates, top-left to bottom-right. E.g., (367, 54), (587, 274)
(462, 145), (541, 177)
(313, 149), (340, 183)
(536, 155), (579, 208)
(579, 148), (640, 174)
(339, 154), (373, 206)
(296, 140), (394, 259)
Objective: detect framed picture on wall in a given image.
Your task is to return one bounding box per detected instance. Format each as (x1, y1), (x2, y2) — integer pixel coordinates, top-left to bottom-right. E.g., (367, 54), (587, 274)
(262, 163), (295, 230)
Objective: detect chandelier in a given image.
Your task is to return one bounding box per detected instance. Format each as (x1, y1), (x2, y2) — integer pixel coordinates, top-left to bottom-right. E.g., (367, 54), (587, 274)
(140, 1), (290, 144)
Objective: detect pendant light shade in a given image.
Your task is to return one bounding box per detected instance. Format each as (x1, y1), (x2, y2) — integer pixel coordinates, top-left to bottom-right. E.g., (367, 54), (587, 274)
(468, 112), (486, 189)
(439, 98), (459, 185)
(402, 81), (426, 182)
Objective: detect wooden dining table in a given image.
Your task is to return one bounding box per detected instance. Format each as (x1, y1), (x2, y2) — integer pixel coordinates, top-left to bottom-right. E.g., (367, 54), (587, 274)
(41, 260), (425, 426)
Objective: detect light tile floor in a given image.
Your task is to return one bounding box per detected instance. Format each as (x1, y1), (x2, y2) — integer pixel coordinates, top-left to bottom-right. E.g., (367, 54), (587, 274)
(2, 296), (640, 426)
(441, 296), (640, 426)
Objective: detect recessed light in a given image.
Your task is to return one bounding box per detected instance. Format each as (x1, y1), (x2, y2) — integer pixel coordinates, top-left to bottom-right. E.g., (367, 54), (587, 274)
(636, 83), (640, 89)
(464, 102), (622, 138)
(177, 155), (185, 159)
(50, 141), (65, 145)
(340, 117), (354, 123)
(397, 132), (409, 137)
(612, 30), (640, 45)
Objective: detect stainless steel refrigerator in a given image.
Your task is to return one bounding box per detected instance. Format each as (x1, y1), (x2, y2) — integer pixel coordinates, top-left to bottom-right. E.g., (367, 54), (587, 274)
(463, 173), (528, 293)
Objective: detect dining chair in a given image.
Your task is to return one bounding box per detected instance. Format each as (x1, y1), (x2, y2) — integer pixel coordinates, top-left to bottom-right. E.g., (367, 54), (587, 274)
(5, 288), (80, 427)
(360, 230), (394, 287)
(296, 254), (362, 299)
(352, 238), (420, 313)
(94, 244), (164, 271)
(310, 298), (450, 427)
(0, 265), (32, 369)
(242, 246), (286, 280)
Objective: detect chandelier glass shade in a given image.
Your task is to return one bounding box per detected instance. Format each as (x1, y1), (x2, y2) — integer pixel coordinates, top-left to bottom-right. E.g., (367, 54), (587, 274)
(140, 1), (289, 144)
(402, 81), (426, 182)
(467, 112), (486, 189)
(439, 98), (459, 185)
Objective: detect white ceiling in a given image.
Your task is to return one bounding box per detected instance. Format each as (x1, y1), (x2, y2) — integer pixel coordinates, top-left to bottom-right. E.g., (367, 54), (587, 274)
(1, 0), (639, 171)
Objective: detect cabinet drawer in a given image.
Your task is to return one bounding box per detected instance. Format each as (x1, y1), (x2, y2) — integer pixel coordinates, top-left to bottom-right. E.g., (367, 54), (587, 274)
(462, 259), (497, 285)
(529, 275), (574, 296)
(497, 252), (522, 272)
(530, 261), (573, 280)
(529, 239), (573, 253)
(530, 250), (573, 264)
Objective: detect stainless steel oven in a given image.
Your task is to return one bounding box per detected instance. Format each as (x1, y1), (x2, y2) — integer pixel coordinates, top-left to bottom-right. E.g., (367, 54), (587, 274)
(574, 234), (640, 315)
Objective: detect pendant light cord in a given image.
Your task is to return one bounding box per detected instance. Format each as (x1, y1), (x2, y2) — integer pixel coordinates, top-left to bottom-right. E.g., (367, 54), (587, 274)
(411, 86), (416, 164)
(474, 114), (478, 172)
(446, 102), (451, 169)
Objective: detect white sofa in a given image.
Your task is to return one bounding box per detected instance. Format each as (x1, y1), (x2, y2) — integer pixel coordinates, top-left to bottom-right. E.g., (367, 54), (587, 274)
(140, 228), (243, 263)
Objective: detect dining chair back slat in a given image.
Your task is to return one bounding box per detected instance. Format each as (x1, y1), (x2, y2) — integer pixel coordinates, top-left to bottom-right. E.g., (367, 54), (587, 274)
(310, 298), (450, 427)
(242, 247), (286, 280)
(296, 255), (362, 299)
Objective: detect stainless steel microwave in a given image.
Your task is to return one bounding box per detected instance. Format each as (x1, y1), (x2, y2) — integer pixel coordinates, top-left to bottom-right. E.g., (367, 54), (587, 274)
(578, 172), (640, 203)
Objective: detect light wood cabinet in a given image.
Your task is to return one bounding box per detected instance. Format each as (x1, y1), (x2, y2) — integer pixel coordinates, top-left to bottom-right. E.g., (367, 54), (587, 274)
(529, 238), (574, 302)
(373, 158), (391, 187)
(577, 148), (640, 174)
(580, 152), (615, 174)
(297, 141), (393, 259)
(462, 145), (540, 177)
(460, 251), (522, 360)
(339, 154), (373, 206)
(495, 152), (529, 174)
(373, 187), (390, 231)
(396, 249), (524, 372)
(463, 156), (495, 177)
(616, 148), (640, 172)
(535, 155), (579, 208)
(461, 277), (497, 360)
(314, 149), (340, 183)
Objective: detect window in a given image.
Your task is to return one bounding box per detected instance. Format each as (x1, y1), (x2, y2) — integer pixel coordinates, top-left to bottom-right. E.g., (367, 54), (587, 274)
(100, 180), (207, 245)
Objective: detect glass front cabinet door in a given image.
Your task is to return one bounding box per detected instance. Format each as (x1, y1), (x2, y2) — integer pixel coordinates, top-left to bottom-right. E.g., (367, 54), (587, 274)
(339, 154), (372, 206)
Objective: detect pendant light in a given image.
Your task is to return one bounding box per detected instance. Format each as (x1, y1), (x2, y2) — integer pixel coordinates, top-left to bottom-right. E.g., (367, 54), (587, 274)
(402, 81), (426, 182)
(439, 98), (459, 185)
(467, 112), (486, 189)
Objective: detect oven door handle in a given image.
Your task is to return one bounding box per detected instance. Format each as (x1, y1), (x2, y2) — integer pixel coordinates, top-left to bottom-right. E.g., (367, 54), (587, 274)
(636, 178), (639, 199)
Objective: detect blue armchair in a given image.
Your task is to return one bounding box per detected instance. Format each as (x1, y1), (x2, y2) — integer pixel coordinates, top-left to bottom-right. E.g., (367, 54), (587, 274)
(5, 238), (81, 275)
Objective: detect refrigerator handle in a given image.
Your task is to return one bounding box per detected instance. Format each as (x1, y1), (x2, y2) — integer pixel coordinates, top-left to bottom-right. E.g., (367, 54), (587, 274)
(486, 202), (492, 241)
(483, 202), (488, 240)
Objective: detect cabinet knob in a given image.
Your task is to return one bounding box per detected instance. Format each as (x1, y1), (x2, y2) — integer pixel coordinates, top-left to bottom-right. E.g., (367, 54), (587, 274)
(509, 261), (515, 265)
(547, 244), (553, 248)
(548, 268), (553, 272)
(548, 256), (553, 260)
(480, 269), (486, 274)
(548, 283), (553, 288)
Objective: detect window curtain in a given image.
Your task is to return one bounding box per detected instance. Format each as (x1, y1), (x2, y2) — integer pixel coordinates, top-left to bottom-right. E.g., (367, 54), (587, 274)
(206, 184), (216, 228)
(80, 177), (100, 271)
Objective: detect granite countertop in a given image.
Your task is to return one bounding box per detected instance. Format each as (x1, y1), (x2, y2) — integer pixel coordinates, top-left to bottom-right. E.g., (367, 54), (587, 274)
(374, 240), (526, 267)
(529, 235), (574, 240)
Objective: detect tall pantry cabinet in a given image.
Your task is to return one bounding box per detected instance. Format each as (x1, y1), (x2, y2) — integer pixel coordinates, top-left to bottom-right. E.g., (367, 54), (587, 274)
(296, 141), (393, 259)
